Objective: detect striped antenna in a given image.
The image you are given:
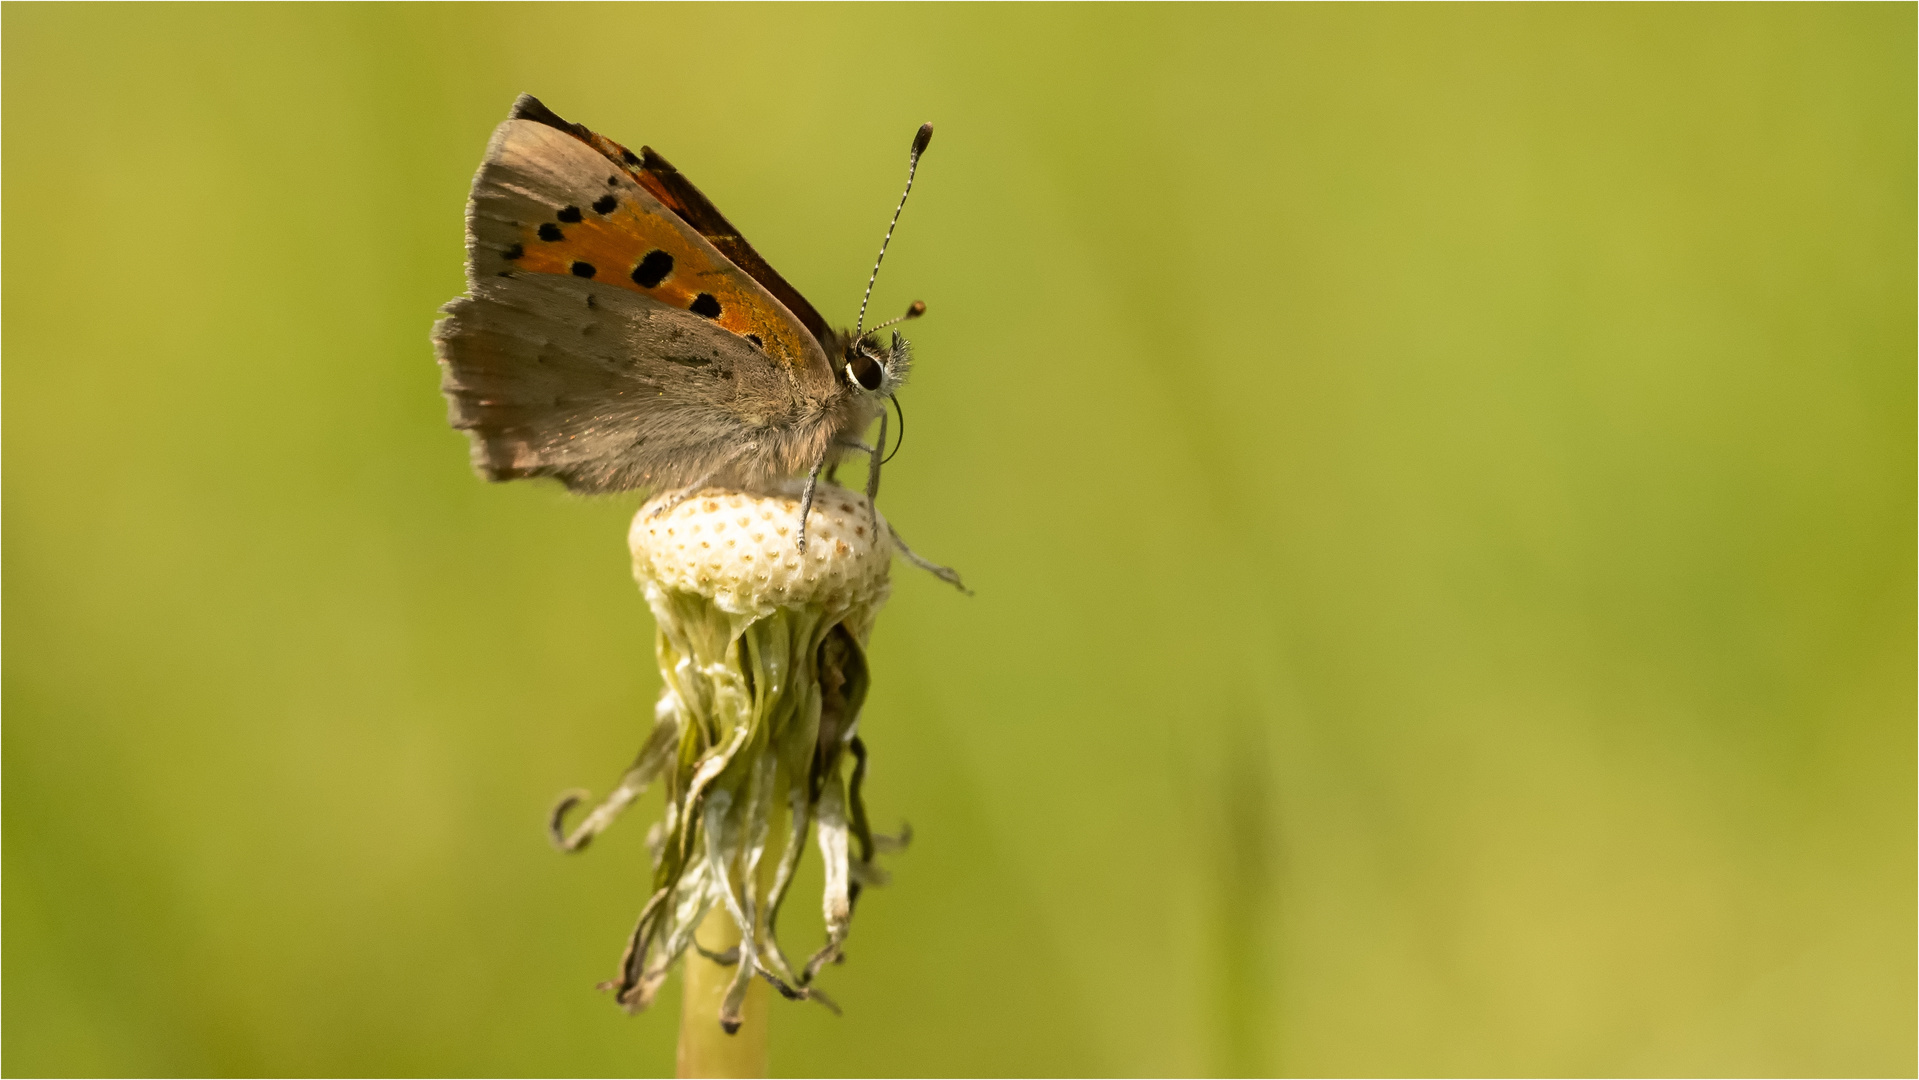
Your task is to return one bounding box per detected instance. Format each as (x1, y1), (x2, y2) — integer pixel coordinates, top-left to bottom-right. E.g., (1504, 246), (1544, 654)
(854, 123), (934, 341)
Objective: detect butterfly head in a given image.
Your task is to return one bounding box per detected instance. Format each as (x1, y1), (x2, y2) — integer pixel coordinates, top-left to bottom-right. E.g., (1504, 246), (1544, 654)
(842, 299), (923, 397)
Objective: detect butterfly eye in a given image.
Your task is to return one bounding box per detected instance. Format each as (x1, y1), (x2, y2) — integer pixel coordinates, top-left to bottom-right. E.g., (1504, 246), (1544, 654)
(844, 350), (885, 392)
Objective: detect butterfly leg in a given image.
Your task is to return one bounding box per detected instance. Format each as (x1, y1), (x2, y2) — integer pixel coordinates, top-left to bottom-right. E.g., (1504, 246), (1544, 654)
(646, 483), (708, 520)
(889, 525), (972, 595)
(796, 449), (828, 552)
(824, 441), (870, 490)
(863, 409), (888, 533)
(647, 443), (760, 520)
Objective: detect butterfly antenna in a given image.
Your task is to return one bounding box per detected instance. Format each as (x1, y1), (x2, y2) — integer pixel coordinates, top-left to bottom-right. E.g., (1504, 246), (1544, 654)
(866, 300), (926, 336)
(855, 123), (934, 341)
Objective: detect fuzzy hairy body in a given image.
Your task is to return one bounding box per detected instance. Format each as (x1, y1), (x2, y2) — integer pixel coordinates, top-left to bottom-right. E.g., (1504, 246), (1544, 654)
(432, 103), (894, 495)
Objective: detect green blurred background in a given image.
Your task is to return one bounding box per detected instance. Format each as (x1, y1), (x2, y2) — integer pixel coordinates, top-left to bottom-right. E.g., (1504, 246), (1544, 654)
(5, 4), (1912, 1076)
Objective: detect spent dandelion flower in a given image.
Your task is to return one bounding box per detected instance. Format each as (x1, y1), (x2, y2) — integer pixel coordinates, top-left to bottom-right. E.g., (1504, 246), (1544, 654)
(550, 481), (913, 1041)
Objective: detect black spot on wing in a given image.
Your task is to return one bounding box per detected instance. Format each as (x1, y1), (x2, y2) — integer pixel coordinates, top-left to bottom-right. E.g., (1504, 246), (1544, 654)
(556, 206), (583, 223)
(571, 261), (596, 278)
(539, 223), (563, 242)
(502, 243), (523, 261)
(690, 293), (722, 319)
(607, 175), (620, 186)
(592, 194), (617, 215)
(631, 250), (673, 288)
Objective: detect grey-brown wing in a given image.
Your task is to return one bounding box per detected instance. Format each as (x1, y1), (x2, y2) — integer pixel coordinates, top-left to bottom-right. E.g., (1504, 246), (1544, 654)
(433, 270), (791, 493)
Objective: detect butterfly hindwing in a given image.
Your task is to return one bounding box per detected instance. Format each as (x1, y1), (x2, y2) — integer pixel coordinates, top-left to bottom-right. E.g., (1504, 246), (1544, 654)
(437, 273), (780, 491)
(433, 117), (840, 492)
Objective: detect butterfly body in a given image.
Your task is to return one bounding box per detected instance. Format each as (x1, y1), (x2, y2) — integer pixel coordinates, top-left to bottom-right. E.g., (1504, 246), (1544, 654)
(433, 96), (906, 497)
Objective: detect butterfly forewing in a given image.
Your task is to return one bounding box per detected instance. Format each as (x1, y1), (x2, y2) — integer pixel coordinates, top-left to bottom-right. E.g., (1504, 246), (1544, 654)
(468, 119), (828, 382)
(504, 94), (836, 354)
(434, 115), (849, 493)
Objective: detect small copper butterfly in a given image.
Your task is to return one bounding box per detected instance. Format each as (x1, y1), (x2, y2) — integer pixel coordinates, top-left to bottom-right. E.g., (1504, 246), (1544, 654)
(432, 94), (955, 578)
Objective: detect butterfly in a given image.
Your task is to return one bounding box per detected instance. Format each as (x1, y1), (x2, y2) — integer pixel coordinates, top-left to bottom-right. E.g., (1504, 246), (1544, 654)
(432, 94), (957, 581)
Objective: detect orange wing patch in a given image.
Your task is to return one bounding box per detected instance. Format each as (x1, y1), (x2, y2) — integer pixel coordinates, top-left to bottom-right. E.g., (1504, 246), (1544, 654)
(506, 194), (815, 372)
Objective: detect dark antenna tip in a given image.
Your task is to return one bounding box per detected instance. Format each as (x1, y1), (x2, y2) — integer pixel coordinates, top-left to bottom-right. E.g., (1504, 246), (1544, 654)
(912, 123), (934, 157)
(906, 300), (926, 319)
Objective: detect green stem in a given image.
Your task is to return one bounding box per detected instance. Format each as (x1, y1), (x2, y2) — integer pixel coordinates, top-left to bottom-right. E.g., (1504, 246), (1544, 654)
(676, 908), (768, 1078)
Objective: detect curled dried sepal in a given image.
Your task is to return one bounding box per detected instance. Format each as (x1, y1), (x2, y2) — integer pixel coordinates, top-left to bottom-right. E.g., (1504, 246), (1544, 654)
(549, 692), (681, 853)
(561, 484), (902, 1028)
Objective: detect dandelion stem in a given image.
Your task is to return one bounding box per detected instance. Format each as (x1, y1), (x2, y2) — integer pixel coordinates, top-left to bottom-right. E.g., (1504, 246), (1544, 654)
(676, 907), (768, 1078)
